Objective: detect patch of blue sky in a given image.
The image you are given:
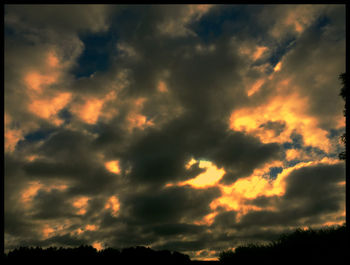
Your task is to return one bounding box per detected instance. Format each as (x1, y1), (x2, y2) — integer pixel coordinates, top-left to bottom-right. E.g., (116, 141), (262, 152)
(24, 129), (55, 142)
(189, 5), (265, 44)
(266, 35), (296, 67)
(268, 166), (283, 180)
(71, 31), (117, 79)
(327, 128), (345, 140)
(286, 159), (303, 168)
(4, 24), (15, 37)
(57, 108), (72, 125)
(16, 128), (55, 151)
(282, 132), (304, 150)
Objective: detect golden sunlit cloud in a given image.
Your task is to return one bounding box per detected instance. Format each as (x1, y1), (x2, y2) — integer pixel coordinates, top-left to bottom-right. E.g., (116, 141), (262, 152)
(211, 157), (340, 216)
(47, 51), (59, 68)
(193, 212), (218, 226)
(247, 78), (265, 96)
(21, 181), (69, 207)
(253, 46), (268, 61)
(273, 62), (282, 72)
(158, 80), (168, 93)
(127, 113), (154, 130)
(5, 128), (24, 153)
(41, 220), (71, 240)
(21, 181), (43, 204)
(42, 225), (55, 239)
(85, 224), (98, 231)
(25, 72), (58, 93)
(72, 98), (104, 124)
(29, 92), (72, 124)
(105, 196), (120, 217)
(105, 160), (121, 174)
(92, 242), (104, 251)
(178, 160), (225, 188)
(230, 92), (331, 152)
(126, 97), (155, 131)
(185, 158), (197, 170)
(285, 148), (312, 161)
(72, 196), (89, 215)
(71, 91), (117, 124)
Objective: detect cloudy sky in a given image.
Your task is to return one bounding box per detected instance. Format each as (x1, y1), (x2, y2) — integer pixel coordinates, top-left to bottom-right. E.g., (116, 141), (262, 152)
(4, 4), (346, 260)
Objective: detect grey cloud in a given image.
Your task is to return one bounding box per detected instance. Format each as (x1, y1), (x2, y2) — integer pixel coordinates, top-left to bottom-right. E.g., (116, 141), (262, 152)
(123, 186), (220, 224)
(150, 223), (207, 237)
(259, 121), (286, 136)
(4, 4), (346, 258)
(30, 189), (77, 220)
(5, 5), (111, 34)
(240, 162), (345, 229)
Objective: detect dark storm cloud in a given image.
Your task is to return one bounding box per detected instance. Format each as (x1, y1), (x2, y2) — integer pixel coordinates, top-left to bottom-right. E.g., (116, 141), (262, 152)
(211, 210), (238, 229)
(4, 4), (346, 260)
(5, 4), (111, 34)
(259, 121), (286, 136)
(15, 234), (89, 249)
(274, 6), (345, 130)
(150, 223), (207, 237)
(241, 162), (345, 228)
(123, 186), (220, 224)
(5, 211), (38, 238)
(30, 189), (76, 220)
(122, 97), (282, 185)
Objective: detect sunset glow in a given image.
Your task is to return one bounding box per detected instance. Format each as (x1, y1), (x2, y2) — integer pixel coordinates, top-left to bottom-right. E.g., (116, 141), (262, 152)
(5, 4), (345, 261)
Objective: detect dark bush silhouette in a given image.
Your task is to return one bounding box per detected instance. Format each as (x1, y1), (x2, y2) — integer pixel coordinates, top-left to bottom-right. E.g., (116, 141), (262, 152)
(219, 224), (348, 265)
(4, 225), (348, 264)
(338, 72), (346, 160)
(4, 245), (191, 265)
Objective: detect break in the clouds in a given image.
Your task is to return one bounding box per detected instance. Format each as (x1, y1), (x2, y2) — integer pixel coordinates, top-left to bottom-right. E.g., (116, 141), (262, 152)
(4, 4), (345, 260)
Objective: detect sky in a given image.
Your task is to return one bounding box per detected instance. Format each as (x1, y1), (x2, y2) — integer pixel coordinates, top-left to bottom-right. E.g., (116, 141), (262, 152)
(4, 4), (346, 260)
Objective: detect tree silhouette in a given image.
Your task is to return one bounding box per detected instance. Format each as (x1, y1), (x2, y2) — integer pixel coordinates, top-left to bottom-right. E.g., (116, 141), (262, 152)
(219, 224), (347, 265)
(339, 72), (346, 160)
(4, 245), (191, 265)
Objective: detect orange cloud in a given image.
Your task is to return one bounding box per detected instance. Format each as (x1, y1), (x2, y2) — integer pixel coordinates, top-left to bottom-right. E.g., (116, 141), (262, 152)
(126, 97), (155, 131)
(178, 160), (225, 188)
(105, 160), (121, 174)
(193, 212), (218, 226)
(158, 80), (168, 93)
(4, 113), (22, 152)
(247, 78), (265, 97)
(127, 113), (154, 130)
(29, 92), (72, 125)
(85, 224), (98, 231)
(253, 46), (268, 61)
(105, 196), (120, 217)
(47, 51), (59, 68)
(41, 220), (72, 240)
(71, 91), (117, 124)
(92, 242), (104, 251)
(185, 157), (197, 169)
(274, 61), (282, 72)
(72, 98), (104, 124)
(72, 196), (89, 215)
(229, 92), (331, 152)
(285, 148), (313, 161)
(42, 225), (55, 239)
(21, 181), (43, 204)
(24, 72), (58, 93)
(21, 181), (69, 206)
(5, 128), (24, 153)
(209, 157), (340, 223)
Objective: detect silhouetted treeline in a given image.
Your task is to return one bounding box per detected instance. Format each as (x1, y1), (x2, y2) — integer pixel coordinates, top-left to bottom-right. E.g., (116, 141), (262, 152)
(4, 245), (191, 265)
(4, 225), (348, 264)
(219, 224), (348, 265)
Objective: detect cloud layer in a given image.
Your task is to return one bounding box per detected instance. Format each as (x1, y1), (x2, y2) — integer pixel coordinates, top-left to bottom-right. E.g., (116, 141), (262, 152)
(5, 4), (345, 260)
